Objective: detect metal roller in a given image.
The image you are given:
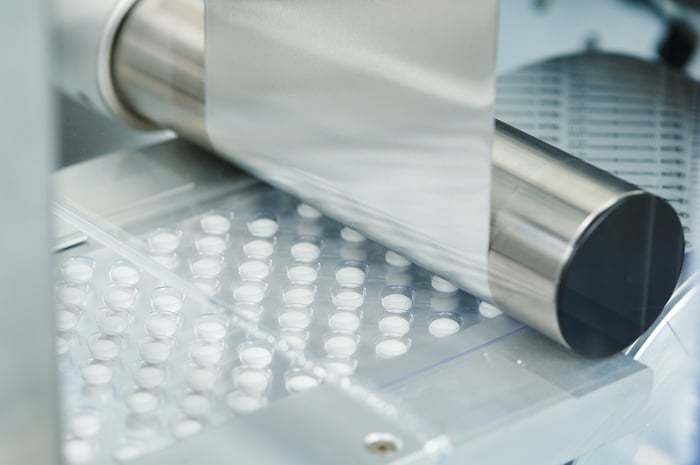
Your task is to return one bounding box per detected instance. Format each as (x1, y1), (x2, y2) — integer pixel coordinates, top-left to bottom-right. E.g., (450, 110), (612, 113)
(56, 0), (685, 356)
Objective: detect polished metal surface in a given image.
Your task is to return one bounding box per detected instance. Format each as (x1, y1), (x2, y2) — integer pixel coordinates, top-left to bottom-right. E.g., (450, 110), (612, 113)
(110, 0), (684, 356)
(1, 0), (60, 464)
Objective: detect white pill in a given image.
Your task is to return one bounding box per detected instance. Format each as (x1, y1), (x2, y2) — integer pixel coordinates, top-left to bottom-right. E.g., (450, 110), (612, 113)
(103, 286), (136, 309)
(192, 277), (219, 297)
(324, 334), (358, 356)
(297, 203), (322, 219)
(278, 308), (312, 329)
(172, 418), (203, 439)
(81, 362), (113, 385)
(333, 289), (364, 308)
(283, 285), (315, 305)
(247, 218), (278, 238)
(89, 338), (120, 361)
(152, 294), (183, 312)
(126, 390), (159, 414)
(68, 413), (101, 438)
(200, 213), (232, 235)
(134, 364), (166, 389)
(234, 368), (270, 392)
(113, 445), (141, 463)
(323, 357), (358, 376)
(233, 281), (267, 303)
(385, 251), (411, 268)
(243, 239), (274, 258)
(285, 374), (319, 393)
(431, 276), (458, 293)
(148, 230), (180, 253)
(196, 235), (228, 254)
(186, 366), (217, 391)
(234, 303), (263, 322)
(238, 260), (271, 279)
(280, 329), (309, 350)
(291, 242), (321, 261)
(140, 338), (173, 364)
(340, 227), (366, 243)
(180, 392), (210, 416)
(479, 302), (503, 319)
(150, 253), (179, 270)
(190, 340), (224, 365)
(381, 293), (413, 311)
(56, 308), (79, 332)
(375, 339), (409, 359)
(328, 311), (361, 331)
(62, 258), (95, 283)
(335, 266), (366, 286)
(190, 256), (223, 276)
(64, 439), (94, 465)
(110, 263), (140, 285)
(194, 318), (227, 340)
(287, 263), (318, 282)
(146, 312), (179, 338)
(429, 317), (461, 338)
(56, 333), (72, 355)
(378, 315), (411, 335)
(239, 345), (273, 369)
(56, 283), (87, 306)
(226, 391), (267, 415)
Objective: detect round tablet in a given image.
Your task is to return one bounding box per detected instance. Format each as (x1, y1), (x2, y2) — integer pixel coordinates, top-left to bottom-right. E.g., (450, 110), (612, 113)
(81, 361), (113, 385)
(150, 253), (179, 270)
(109, 262), (140, 285)
(148, 229), (180, 254)
(68, 413), (101, 438)
(238, 344), (273, 369)
(180, 392), (211, 416)
(332, 288), (364, 308)
(340, 227), (366, 243)
(200, 213), (232, 235)
(283, 284), (315, 305)
(113, 445), (141, 463)
(324, 333), (358, 356)
(323, 357), (358, 376)
(278, 307), (312, 329)
(233, 280), (267, 303)
(286, 263), (318, 282)
(190, 255), (224, 277)
(429, 317), (461, 338)
(479, 302), (503, 319)
(291, 242), (321, 261)
(285, 373), (319, 393)
(151, 289), (183, 312)
(56, 306), (79, 332)
(145, 312), (180, 338)
(134, 364), (166, 389)
(297, 203), (322, 219)
(56, 282), (87, 306)
(234, 368), (271, 393)
(243, 239), (274, 258)
(431, 276), (458, 293)
(238, 260), (271, 279)
(381, 294), (412, 312)
(56, 333), (72, 355)
(335, 266), (366, 286)
(247, 218), (278, 238)
(226, 391), (267, 415)
(375, 338), (410, 359)
(280, 329), (309, 350)
(62, 257), (95, 283)
(191, 277), (219, 297)
(194, 316), (227, 340)
(172, 418), (203, 439)
(64, 438), (93, 465)
(385, 251), (411, 268)
(189, 340), (224, 365)
(126, 390), (159, 414)
(196, 235), (228, 254)
(88, 336), (120, 361)
(234, 302), (263, 322)
(378, 315), (411, 335)
(140, 337), (173, 364)
(328, 311), (361, 331)
(103, 285), (137, 309)
(186, 366), (217, 391)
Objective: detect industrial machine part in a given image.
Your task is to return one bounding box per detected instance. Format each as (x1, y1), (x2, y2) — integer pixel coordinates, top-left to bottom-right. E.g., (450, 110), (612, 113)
(54, 0), (685, 356)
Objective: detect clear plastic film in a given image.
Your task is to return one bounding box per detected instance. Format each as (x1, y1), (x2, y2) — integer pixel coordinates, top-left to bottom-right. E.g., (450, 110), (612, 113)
(203, 0), (497, 300)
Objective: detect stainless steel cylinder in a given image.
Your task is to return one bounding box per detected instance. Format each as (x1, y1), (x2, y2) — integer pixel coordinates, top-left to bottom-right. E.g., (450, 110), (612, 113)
(107, 0), (684, 356)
